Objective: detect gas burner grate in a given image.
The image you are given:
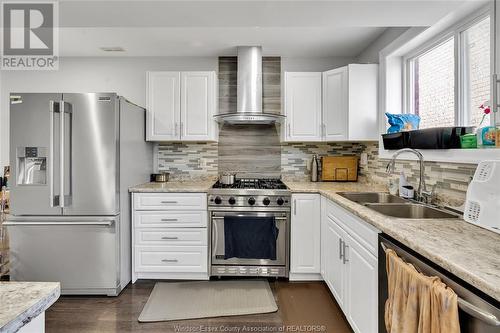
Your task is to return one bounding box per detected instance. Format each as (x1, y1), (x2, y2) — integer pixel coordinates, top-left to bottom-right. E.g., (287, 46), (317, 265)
(212, 178), (287, 190)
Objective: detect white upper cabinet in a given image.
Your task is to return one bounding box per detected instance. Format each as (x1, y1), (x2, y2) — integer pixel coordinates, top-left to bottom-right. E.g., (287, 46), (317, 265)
(283, 64), (378, 142)
(323, 64), (378, 141)
(346, 64), (378, 141)
(147, 72), (181, 141)
(323, 67), (348, 141)
(284, 72), (323, 142)
(147, 71), (217, 142)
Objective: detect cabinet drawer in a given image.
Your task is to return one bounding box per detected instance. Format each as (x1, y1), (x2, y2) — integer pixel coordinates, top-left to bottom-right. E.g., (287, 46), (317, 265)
(135, 228), (207, 246)
(134, 246), (208, 273)
(323, 197), (380, 257)
(134, 211), (207, 228)
(134, 193), (207, 210)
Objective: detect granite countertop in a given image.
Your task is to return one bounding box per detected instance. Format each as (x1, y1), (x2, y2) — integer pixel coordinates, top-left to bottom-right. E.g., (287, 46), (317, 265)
(0, 282), (60, 333)
(128, 178), (500, 300)
(129, 179), (215, 193)
(285, 181), (500, 302)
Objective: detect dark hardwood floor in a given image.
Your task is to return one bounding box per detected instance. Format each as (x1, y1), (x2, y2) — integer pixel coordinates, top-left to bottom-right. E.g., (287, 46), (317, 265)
(45, 280), (353, 333)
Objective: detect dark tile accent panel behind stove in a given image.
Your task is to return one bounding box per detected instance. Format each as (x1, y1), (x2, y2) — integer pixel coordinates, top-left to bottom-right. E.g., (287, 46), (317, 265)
(218, 124), (281, 178)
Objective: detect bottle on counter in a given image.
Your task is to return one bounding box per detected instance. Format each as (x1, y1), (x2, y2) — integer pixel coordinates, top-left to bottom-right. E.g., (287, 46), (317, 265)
(311, 155), (319, 182)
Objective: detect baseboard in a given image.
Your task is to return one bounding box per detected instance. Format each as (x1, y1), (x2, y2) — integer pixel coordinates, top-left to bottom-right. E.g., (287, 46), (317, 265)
(135, 272), (210, 281)
(289, 272), (323, 281)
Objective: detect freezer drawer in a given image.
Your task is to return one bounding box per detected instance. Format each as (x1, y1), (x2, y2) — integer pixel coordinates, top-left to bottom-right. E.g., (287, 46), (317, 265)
(6, 217), (120, 295)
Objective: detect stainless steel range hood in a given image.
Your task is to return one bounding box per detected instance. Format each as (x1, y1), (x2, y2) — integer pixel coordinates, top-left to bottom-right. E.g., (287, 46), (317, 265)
(214, 46), (285, 125)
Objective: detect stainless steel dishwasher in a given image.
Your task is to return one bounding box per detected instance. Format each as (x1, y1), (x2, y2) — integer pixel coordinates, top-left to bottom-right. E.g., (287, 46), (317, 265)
(378, 234), (500, 333)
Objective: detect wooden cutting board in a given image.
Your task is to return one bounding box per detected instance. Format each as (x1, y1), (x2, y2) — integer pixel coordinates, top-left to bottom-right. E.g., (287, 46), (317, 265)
(321, 156), (359, 182)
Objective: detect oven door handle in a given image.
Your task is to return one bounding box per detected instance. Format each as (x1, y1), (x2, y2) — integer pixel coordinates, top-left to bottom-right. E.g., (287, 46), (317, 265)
(212, 220), (219, 257)
(211, 216), (288, 221)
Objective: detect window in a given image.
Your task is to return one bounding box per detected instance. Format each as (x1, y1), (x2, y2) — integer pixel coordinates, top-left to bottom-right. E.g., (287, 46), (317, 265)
(462, 17), (491, 127)
(411, 38), (455, 129)
(406, 14), (491, 129)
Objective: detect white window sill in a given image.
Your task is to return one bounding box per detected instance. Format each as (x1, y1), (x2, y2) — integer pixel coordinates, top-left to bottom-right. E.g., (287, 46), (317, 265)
(378, 147), (500, 164)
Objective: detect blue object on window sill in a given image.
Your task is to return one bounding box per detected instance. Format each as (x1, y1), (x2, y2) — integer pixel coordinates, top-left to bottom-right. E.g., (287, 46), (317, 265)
(386, 113), (420, 133)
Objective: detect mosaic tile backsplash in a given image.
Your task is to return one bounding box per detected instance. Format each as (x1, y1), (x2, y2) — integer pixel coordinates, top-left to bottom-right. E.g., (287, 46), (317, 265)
(157, 140), (477, 206)
(157, 142), (218, 180)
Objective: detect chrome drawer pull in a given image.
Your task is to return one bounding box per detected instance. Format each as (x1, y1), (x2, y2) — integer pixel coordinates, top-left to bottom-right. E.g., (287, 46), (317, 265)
(161, 236), (179, 240)
(161, 259), (178, 263)
(161, 201), (178, 204)
(161, 218), (178, 222)
(342, 243), (349, 264)
(339, 238), (344, 260)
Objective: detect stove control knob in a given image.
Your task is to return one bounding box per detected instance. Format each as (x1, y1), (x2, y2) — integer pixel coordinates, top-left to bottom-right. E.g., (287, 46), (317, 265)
(214, 196), (222, 204)
(263, 197), (271, 206)
(228, 197), (236, 205)
(248, 197), (256, 205)
(276, 197), (285, 206)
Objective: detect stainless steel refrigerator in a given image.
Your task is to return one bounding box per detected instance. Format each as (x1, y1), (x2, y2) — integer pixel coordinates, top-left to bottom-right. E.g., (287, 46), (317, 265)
(5, 93), (152, 296)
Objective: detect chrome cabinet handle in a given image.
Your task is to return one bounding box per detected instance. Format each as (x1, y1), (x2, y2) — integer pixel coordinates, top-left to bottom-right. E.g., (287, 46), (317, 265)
(161, 236), (178, 240)
(161, 259), (178, 263)
(343, 242), (349, 264)
(161, 218), (178, 221)
(161, 201), (178, 204)
(293, 199), (297, 215)
(287, 123), (291, 137)
(339, 238), (344, 260)
(174, 122), (178, 136)
(180, 122), (183, 136)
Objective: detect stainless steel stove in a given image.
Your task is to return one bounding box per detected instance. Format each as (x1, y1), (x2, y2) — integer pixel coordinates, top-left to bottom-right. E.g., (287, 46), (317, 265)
(208, 178), (291, 277)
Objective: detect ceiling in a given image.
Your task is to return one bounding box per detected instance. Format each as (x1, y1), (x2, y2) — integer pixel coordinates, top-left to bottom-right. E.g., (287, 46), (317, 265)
(57, 0), (475, 57)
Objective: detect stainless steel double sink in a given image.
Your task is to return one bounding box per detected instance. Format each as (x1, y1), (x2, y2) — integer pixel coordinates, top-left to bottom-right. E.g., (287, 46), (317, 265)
(337, 192), (461, 219)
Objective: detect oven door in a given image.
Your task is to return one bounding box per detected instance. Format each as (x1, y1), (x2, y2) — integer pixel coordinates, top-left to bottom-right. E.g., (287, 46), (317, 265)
(211, 211), (288, 266)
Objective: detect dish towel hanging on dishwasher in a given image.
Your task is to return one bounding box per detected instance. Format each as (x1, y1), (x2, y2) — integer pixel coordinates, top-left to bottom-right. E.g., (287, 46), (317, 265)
(385, 249), (460, 333)
(224, 216), (279, 260)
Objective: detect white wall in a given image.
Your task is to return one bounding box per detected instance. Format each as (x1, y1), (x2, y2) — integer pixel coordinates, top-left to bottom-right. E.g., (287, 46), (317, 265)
(0, 55), (355, 168)
(356, 27), (409, 64)
(281, 56), (354, 72)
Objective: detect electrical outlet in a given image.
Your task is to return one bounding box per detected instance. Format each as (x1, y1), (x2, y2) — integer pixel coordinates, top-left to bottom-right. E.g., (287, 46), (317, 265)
(450, 183), (469, 192)
(360, 152), (368, 166)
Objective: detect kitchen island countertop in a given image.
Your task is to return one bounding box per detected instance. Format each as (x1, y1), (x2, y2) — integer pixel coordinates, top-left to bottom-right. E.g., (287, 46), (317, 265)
(0, 282), (60, 333)
(284, 180), (500, 303)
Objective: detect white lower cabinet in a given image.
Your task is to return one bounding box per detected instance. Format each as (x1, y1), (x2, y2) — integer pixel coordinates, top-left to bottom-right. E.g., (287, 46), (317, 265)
(132, 192), (209, 282)
(321, 196), (380, 333)
(344, 232), (378, 333)
(321, 211), (346, 306)
(290, 194), (322, 280)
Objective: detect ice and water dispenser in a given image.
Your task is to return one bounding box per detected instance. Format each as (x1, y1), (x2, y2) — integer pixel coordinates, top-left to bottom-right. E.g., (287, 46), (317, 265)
(16, 147), (47, 185)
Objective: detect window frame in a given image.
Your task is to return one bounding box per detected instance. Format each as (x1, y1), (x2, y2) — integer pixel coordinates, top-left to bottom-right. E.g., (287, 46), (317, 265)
(403, 9), (492, 128)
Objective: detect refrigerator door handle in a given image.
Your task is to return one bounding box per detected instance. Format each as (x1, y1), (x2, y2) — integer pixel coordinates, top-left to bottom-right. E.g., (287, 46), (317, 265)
(3, 221), (114, 226)
(60, 101), (73, 208)
(49, 100), (60, 207)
